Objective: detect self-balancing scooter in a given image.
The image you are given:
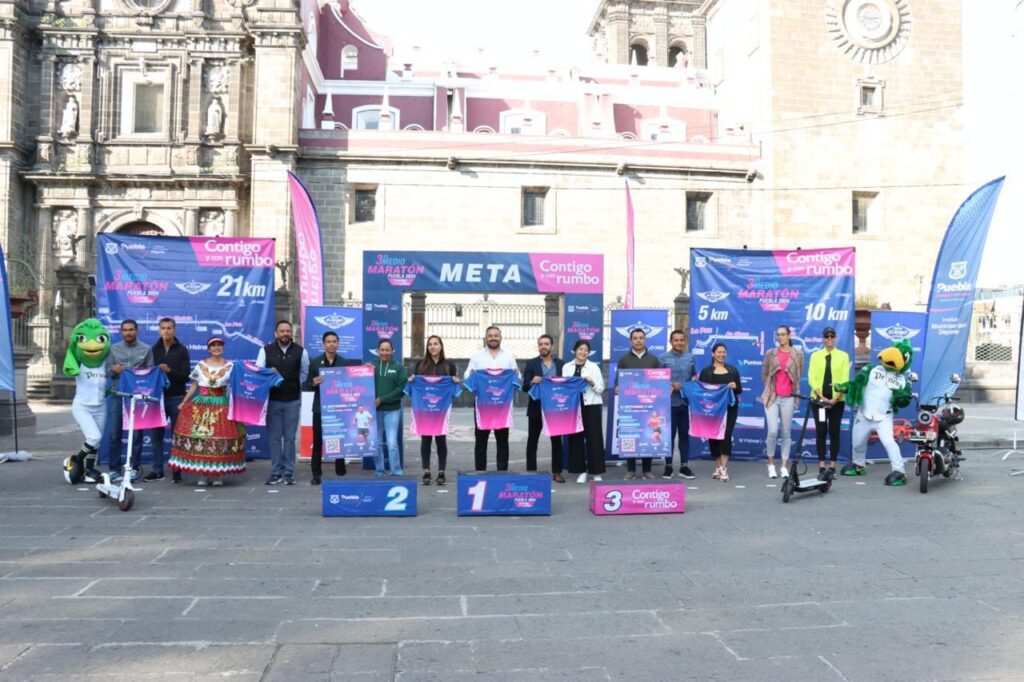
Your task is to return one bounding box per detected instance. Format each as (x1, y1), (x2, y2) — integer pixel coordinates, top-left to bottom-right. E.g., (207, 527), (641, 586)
(95, 391), (158, 512)
(780, 394), (835, 503)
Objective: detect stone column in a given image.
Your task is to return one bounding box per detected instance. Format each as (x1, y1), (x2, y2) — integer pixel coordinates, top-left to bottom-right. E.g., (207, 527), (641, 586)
(224, 207), (237, 237)
(0, 347), (38, 436)
(226, 59), (242, 141)
(674, 293), (690, 347)
(75, 206), (92, 268)
(78, 56), (96, 142)
(691, 15), (707, 69)
(410, 292), (426, 359)
(544, 294), (562, 353)
(39, 56), (57, 137)
(187, 58), (204, 142)
(184, 207), (198, 236)
(653, 6), (669, 68)
(605, 3), (630, 66)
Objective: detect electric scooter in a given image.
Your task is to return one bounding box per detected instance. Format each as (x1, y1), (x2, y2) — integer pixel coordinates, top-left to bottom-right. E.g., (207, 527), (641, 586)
(95, 390), (158, 512)
(780, 394), (835, 503)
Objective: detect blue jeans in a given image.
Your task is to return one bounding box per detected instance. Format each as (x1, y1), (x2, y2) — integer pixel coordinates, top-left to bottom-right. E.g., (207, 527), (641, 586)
(147, 394), (183, 475)
(267, 399), (301, 477)
(103, 395), (143, 472)
(376, 408), (403, 475)
(665, 404), (690, 466)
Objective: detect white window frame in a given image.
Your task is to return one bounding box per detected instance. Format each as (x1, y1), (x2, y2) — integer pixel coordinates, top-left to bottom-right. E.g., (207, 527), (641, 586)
(341, 45), (359, 74)
(852, 191), (879, 234)
(302, 86), (316, 129)
(352, 105), (401, 131)
(500, 109), (547, 136)
(118, 70), (169, 139)
(856, 78), (885, 116)
(641, 119), (686, 142)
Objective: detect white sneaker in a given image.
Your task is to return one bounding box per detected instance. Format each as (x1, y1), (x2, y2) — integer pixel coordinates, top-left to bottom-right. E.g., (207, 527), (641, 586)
(594, 475), (603, 482)
(767, 464), (778, 479)
(196, 478), (207, 487)
(576, 473), (588, 484)
(780, 465), (789, 479)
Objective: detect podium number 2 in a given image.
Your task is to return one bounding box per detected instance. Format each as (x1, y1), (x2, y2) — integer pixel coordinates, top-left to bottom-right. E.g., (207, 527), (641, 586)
(385, 486), (409, 512)
(467, 481), (487, 512)
(603, 490), (622, 512)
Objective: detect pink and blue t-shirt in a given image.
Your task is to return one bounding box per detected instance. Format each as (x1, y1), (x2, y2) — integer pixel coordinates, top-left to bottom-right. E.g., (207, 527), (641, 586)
(528, 376), (589, 437)
(228, 360), (284, 426)
(464, 369), (521, 430)
(404, 375), (462, 436)
(117, 367), (169, 430)
(681, 381), (736, 439)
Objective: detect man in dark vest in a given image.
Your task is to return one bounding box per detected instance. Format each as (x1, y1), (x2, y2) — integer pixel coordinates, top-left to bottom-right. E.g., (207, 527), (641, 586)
(303, 331), (361, 485)
(256, 320), (309, 485)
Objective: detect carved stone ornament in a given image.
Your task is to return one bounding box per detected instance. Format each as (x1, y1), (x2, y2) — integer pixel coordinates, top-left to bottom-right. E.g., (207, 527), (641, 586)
(825, 0), (912, 65)
(199, 209), (225, 237)
(52, 210), (79, 261)
(58, 62), (82, 93)
(204, 65), (229, 94)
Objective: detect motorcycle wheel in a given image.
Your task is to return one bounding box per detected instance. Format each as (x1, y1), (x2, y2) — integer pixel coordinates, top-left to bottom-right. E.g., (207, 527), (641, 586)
(919, 464), (929, 494)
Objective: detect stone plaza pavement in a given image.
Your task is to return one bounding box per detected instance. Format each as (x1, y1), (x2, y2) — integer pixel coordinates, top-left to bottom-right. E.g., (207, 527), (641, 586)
(1, 403), (1024, 681)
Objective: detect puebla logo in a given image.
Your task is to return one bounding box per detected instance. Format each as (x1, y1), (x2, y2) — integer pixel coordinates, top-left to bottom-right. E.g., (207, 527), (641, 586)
(104, 242), (119, 255)
(948, 261), (968, 281)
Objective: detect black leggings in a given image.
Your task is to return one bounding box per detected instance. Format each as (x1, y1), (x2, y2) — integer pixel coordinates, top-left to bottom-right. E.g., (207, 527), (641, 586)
(814, 401), (844, 463)
(420, 436), (448, 471)
(708, 406), (738, 458)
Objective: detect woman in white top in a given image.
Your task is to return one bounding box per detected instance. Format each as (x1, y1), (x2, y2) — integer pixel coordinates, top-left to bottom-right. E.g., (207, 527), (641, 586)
(562, 339), (606, 483)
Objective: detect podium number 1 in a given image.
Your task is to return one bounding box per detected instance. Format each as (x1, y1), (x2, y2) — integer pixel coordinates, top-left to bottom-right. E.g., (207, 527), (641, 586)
(384, 486), (409, 512)
(603, 490), (622, 512)
(467, 481), (487, 512)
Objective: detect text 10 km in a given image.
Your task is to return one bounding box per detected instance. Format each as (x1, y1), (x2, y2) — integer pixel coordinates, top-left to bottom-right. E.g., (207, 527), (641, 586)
(803, 303), (848, 322)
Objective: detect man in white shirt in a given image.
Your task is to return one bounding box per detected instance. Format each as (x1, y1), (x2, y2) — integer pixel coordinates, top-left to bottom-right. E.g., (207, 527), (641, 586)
(464, 325), (519, 470)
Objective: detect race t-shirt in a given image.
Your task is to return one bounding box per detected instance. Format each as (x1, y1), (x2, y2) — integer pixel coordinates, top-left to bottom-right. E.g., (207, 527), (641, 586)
(117, 367), (169, 429)
(528, 376), (589, 436)
(228, 360), (284, 426)
(681, 381), (736, 439)
(464, 369), (521, 430)
(404, 375), (462, 436)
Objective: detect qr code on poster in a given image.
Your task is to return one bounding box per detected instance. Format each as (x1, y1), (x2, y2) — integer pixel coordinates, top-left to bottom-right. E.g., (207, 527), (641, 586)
(325, 438), (341, 454)
(620, 438), (637, 454)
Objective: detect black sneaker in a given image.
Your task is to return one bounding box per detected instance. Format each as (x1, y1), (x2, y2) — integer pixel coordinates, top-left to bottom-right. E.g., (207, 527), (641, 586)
(310, 476), (321, 486)
(284, 476), (295, 486)
(265, 475), (283, 485)
(679, 466), (696, 480)
(171, 471), (182, 483)
(661, 465), (674, 479)
(143, 472), (165, 482)
(436, 472), (447, 486)
(335, 460), (348, 476)
(421, 471), (432, 486)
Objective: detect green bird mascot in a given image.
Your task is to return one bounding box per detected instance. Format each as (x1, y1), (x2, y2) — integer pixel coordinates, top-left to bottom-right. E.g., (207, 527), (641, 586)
(62, 319), (112, 484)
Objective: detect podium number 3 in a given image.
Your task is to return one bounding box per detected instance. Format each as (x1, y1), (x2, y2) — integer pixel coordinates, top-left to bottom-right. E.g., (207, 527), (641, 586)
(385, 486), (409, 512)
(467, 481), (487, 512)
(603, 490), (622, 512)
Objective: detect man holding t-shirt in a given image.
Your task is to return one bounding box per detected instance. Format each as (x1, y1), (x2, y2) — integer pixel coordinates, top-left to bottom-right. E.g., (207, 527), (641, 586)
(523, 334), (565, 481)
(615, 328), (661, 480)
(464, 325), (519, 471)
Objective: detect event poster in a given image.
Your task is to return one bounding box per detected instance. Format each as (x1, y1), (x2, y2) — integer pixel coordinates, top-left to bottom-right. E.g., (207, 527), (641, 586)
(605, 309), (669, 459)
(612, 368), (672, 458)
(689, 248), (856, 460)
(318, 365), (378, 460)
(405, 375), (462, 436)
(464, 369), (520, 430)
(871, 311), (926, 459)
(96, 234), (275, 462)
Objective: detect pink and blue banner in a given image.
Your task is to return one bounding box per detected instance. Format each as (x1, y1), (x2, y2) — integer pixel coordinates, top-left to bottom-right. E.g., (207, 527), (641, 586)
(590, 482), (686, 515)
(362, 251), (603, 363)
(229, 360), (283, 426)
(464, 369), (520, 430)
(689, 247), (856, 460)
(528, 376), (588, 437)
(405, 375), (461, 436)
(319, 365), (378, 460)
(288, 172), (326, 340)
(612, 368), (672, 459)
(0, 245), (15, 393)
(96, 234), (276, 462)
(117, 367), (168, 430)
(681, 381), (735, 439)
(919, 177), (1005, 406)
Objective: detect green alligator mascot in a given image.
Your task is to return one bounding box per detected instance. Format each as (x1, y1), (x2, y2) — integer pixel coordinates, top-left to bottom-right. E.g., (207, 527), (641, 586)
(62, 319), (112, 484)
(835, 339), (914, 486)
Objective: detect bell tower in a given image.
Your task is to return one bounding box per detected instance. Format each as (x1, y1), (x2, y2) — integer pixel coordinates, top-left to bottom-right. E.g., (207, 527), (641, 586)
(587, 0), (706, 69)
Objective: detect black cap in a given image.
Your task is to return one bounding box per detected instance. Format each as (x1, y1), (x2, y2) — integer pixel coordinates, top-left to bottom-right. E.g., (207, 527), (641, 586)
(822, 327), (837, 336)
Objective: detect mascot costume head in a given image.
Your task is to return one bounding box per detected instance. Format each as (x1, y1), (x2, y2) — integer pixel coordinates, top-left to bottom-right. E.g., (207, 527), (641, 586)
(63, 319), (111, 484)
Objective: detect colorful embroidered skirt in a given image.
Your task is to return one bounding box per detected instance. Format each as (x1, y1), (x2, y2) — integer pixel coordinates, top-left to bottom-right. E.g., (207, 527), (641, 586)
(168, 389), (246, 476)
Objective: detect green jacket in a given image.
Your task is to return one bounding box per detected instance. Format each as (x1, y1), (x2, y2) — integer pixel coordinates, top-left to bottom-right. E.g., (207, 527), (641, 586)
(807, 347), (851, 401)
(372, 359), (408, 412)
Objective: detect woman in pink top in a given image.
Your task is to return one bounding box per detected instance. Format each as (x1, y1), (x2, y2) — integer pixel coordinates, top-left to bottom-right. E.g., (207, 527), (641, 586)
(759, 325), (804, 479)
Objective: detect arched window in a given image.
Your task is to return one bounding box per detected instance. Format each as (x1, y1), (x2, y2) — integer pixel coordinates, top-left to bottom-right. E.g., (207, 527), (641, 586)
(306, 14), (317, 57)
(352, 105), (400, 130)
(669, 42), (688, 68)
(499, 109), (547, 135)
(473, 125), (496, 133)
(341, 45), (359, 73)
(629, 42), (649, 66)
(115, 221), (163, 236)
(403, 124), (424, 131)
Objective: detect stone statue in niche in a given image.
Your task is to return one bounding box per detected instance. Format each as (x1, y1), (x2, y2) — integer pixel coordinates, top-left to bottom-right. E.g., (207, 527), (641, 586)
(52, 210), (80, 261)
(199, 209), (225, 237)
(205, 97), (224, 138)
(58, 96), (79, 138)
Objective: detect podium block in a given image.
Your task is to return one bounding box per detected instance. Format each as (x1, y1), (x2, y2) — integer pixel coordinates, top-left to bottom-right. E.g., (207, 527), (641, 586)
(456, 472), (551, 516)
(322, 480), (417, 517)
(589, 482), (685, 516)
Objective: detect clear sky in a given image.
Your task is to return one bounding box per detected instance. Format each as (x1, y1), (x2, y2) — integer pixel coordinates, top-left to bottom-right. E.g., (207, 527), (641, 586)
(352, 1), (1021, 288)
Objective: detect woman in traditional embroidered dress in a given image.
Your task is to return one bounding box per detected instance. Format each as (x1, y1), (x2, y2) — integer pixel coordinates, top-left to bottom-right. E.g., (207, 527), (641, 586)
(168, 337), (246, 486)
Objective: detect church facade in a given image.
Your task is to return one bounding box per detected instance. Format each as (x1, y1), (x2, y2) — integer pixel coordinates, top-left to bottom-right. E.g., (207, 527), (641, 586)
(0, 0), (965, 396)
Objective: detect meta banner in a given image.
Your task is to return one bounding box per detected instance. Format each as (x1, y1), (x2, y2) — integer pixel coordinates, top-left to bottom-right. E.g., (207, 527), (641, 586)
(362, 251), (603, 362)
(611, 368), (672, 459)
(319, 365), (378, 460)
(919, 177), (1005, 405)
(690, 248), (856, 460)
(871, 311), (926, 459)
(605, 309), (669, 460)
(96, 234), (275, 461)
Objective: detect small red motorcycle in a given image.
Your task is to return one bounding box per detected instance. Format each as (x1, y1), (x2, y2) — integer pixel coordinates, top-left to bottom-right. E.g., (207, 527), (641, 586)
(909, 374), (965, 494)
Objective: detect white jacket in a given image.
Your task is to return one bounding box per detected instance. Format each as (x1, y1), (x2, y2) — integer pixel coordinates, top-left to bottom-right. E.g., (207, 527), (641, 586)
(562, 360), (604, 406)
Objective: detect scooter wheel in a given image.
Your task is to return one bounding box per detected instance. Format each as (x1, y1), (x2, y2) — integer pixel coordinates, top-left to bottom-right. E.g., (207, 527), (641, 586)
(822, 479), (832, 494)
(782, 479), (793, 503)
(117, 490), (134, 512)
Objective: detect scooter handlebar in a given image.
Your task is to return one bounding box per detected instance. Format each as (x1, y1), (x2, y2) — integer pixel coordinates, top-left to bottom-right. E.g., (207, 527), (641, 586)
(111, 391), (161, 403)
